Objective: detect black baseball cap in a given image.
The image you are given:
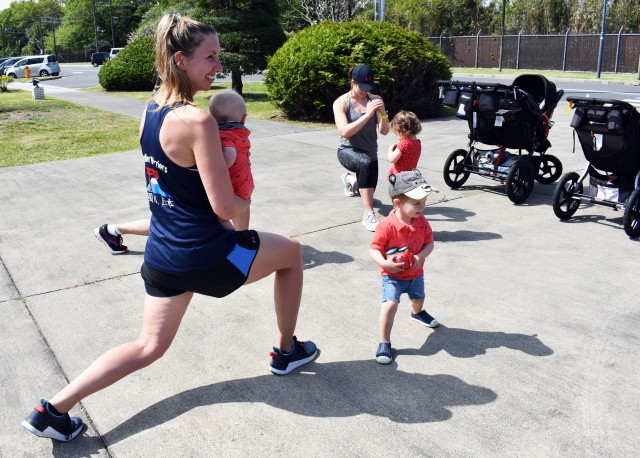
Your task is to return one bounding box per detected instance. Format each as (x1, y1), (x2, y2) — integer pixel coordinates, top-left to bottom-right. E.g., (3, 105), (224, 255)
(352, 64), (375, 91)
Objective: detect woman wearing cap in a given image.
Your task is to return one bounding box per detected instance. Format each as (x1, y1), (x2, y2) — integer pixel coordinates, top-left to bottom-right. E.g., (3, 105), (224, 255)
(333, 64), (390, 231)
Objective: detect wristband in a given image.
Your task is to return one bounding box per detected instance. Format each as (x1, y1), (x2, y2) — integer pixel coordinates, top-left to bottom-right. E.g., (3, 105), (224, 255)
(380, 114), (389, 119)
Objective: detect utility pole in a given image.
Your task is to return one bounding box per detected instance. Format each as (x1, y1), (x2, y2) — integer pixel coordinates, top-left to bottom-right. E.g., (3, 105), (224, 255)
(92, 0), (99, 52)
(42, 17), (62, 60)
(596, 0), (608, 78)
(109, 0), (115, 48)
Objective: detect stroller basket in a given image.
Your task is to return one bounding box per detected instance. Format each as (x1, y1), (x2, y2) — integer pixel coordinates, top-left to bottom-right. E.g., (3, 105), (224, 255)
(568, 97), (640, 177)
(438, 75), (563, 153)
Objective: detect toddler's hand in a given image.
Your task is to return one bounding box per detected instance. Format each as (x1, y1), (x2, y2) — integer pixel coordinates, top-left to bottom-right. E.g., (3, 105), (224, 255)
(383, 258), (405, 273)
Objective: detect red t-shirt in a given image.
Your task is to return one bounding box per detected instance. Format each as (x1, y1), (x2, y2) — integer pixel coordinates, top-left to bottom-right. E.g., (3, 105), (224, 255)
(370, 210), (434, 280)
(389, 138), (421, 176)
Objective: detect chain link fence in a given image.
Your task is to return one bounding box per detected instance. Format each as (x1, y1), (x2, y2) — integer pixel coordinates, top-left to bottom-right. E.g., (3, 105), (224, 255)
(429, 32), (640, 74)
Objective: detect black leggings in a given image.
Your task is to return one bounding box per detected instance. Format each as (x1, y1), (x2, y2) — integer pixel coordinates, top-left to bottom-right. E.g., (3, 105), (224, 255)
(337, 146), (379, 191)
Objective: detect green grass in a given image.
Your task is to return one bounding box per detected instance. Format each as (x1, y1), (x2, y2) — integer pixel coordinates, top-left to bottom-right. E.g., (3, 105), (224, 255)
(83, 82), (336, 130)
(453, 67), (639, 83)
(0, 90), (139, 168)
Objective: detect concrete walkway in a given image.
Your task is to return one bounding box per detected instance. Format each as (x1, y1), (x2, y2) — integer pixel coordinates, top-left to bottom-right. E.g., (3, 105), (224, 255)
(1, 79), (639, 457)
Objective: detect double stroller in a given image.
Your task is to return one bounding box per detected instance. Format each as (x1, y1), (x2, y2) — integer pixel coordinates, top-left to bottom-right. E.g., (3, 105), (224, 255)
(552, 97), (640, 239)
(438, 75), (564, 203)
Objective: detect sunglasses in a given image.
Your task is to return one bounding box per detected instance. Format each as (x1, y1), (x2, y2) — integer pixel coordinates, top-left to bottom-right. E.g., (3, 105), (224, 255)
(386, 246), (408, 256)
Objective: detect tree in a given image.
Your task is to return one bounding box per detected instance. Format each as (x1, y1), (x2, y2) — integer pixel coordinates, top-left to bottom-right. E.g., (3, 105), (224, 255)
(280, 0), (370, 26)
(385, 0), (497, 36)
(0, 0), (62, 56)
(195, 0), (287, 95)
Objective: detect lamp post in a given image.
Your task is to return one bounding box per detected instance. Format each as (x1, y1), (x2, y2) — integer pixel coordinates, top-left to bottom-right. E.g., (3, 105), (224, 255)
(596, 0), (608, 78)
(499, 0), (506, 71)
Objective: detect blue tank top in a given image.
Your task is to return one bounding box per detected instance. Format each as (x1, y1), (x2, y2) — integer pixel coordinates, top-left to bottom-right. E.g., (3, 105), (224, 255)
(141, 101), (236, 274)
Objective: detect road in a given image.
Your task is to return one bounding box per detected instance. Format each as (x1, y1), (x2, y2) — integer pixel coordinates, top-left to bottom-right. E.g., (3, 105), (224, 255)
(49, 64), (265, 89)
(40, 64), (640, 108)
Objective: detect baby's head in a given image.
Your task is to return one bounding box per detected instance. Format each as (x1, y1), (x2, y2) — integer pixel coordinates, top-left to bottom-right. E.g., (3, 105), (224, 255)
(390, 110), (422, 138)
(209, 90), (247, 123)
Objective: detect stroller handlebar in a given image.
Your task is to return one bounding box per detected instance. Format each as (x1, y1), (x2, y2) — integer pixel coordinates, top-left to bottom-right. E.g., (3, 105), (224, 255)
(566, 96), (636, 111)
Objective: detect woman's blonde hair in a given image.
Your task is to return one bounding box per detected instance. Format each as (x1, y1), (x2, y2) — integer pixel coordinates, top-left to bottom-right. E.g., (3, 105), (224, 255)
(390, 110), (422, 137)
(154, 13), (217, 108)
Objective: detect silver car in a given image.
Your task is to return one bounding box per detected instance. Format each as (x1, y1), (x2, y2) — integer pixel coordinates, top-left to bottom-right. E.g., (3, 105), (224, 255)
(4, 54), (61, 78)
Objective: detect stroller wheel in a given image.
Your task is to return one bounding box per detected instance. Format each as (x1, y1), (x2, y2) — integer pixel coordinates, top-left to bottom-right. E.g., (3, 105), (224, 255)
(536, 154), (563, 184)
(443, 149), (471, 189)
(505, 159), (535, 204)
(623, 187), (640, 238)
(552, 172), (582, 220)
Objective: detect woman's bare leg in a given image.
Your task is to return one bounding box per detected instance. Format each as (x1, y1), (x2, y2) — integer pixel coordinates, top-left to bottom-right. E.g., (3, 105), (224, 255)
(48, 291), (193, 413)
(359, 187), (375, 213)
(245, 232), (302, 353)
(116, 219), (151, 236)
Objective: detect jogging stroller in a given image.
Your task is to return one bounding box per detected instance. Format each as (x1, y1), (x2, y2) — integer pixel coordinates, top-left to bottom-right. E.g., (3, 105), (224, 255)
(552, 97), (640, 238)
(438, 74), (564, 203)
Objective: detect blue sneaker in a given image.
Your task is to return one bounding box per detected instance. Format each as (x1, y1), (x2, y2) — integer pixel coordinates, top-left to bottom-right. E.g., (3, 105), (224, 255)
(411, 310), (439, 328)
(376, 342), (392, 364)
(270, 336), (318, 375)
(21, 399), (83, 441)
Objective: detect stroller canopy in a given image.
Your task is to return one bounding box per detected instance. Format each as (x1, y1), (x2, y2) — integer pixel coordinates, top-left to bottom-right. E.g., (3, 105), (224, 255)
(512, 74), (559, 114)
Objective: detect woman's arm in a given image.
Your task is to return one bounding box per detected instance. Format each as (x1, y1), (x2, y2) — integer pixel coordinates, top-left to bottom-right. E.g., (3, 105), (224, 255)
(161, 106), (248, 221)
(371, 94), (391, 136)
(333, 94), (384, 138)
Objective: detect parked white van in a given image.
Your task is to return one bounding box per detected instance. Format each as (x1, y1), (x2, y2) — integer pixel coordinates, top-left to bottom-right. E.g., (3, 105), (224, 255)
(109, 48), (123, 60)
(4, 55), (61, 78)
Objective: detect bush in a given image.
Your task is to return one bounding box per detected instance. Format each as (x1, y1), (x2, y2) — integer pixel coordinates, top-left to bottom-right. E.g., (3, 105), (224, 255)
(0, 75), (12, 92)
(98, 36), (157, 91)
(265, 21), (452, 121)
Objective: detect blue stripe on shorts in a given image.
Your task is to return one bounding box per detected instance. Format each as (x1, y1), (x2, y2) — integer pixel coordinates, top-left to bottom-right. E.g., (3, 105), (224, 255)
(226, 244), (257, 276)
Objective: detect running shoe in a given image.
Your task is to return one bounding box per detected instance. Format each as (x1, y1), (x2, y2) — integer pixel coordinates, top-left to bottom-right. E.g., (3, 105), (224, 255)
(94, 224), (127, 254)
(21, 399), (83, 441)
(270, 336), (318, 375)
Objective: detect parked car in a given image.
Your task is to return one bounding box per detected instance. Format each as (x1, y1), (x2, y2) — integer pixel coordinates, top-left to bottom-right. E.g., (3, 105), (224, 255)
(4, 54), (61, 78)
(91, 52), (109, 67)
(0, 57), (23, 75)
(109, 48), (123, 60)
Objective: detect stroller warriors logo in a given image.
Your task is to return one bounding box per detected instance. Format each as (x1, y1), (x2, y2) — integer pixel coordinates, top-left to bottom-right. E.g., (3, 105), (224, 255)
(145, 166), (174, 208)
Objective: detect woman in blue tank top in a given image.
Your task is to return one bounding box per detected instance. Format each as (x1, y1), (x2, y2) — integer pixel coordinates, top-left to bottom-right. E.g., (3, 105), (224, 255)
(21, 13), (318, 442)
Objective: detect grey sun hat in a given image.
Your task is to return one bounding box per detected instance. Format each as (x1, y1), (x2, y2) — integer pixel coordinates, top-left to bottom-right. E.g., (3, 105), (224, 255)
(388, 169), (440, 199)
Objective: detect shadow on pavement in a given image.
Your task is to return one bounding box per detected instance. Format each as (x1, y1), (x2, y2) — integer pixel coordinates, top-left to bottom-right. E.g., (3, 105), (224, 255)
(95, 359), (496, 447)
(302, 245), (353, 270)
(395, 325), (554, 358)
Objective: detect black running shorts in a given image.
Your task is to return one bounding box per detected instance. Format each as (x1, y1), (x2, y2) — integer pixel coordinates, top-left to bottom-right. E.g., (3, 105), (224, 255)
(141, 230), (260, 298)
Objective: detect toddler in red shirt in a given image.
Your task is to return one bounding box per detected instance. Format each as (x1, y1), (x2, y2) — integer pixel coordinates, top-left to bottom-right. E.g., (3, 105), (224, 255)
(387, 111), (422, 177)
(369, 169), (439, 364)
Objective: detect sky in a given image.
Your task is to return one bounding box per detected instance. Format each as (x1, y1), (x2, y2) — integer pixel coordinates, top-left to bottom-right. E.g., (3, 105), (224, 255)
(1, 0), (12, 12)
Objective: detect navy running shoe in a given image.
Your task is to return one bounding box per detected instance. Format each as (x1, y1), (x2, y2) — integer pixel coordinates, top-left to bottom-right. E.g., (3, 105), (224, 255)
(411, 310), (439, 328)
(270, 336), (318, 375)
(375, 342), (392, 364)
(94, 224), (128, 254)
(21, 399), (83, 441)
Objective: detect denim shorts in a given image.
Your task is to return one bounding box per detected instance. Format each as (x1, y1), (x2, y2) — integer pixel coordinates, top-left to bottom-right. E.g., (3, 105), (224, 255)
(381, 274), (425, 302)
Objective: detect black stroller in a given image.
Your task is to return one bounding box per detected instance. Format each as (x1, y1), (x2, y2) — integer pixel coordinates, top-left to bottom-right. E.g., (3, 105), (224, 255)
(438, 75), (564, 203)
(552, 97), (640, 238)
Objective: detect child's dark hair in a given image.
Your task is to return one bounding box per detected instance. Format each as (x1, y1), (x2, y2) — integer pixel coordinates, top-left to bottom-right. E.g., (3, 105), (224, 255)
(390, 111), (422, 137)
